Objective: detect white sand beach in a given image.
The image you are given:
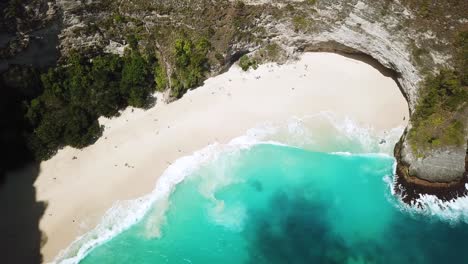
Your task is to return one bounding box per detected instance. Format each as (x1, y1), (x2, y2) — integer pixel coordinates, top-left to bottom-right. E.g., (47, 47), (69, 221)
(31, 52), (409, 262)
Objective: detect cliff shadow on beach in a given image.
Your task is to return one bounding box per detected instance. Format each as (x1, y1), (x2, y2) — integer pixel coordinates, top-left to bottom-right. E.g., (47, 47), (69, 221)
(0, 9), (61, 262)
(0, 63), (48, 264)
(0, 78), (46, 263)
(0, 78), (46, 264)
(0, 164), (45, 264)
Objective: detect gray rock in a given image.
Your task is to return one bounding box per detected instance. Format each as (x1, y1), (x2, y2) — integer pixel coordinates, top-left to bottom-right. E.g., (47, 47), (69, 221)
(400, 136), (467, 183)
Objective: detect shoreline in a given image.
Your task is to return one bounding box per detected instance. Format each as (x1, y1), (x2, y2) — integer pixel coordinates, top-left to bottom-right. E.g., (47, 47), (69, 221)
(27, 52), (409, 262)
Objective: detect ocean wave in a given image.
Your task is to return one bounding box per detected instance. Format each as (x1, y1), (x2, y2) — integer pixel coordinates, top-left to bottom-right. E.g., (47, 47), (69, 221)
(413, 195), (468, 223)
(53, 113), (408, 264)
(331, 151), (393, 159)
(54, 144), (219, 263)
(383, 173), (468, 225)
(276, 112), (406, 155)
(53, 124), (281, 264)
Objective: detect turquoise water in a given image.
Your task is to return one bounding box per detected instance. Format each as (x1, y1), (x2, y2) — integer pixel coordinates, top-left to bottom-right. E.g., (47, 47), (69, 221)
(79, 143), (468, 264)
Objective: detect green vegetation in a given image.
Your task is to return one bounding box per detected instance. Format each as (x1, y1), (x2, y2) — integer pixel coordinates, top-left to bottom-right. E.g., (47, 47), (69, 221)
(170, 37), (210, 98)
(1, 32), (211, 162)
(408, 69), (467, 155)
(455, 31), (468, 86)
(2, 0), (464, 166)
(121, 50), (154, 107)
(257, 43), (282, 62)
(235, 0), (245, 9)
(0, 65), (43, 171)
(126, 34), (139, 51)
(418, 0), (431, 18)
(154, 63), (168, 91)
(292, 16), (309, 32)
(409, 40), (430, 67)
(113, 13), (126, 24)
(408, 30), (468, 156)
(239, 55), (258, 71)
(4, 0), (23, 19)
(25, 48), (157, 160)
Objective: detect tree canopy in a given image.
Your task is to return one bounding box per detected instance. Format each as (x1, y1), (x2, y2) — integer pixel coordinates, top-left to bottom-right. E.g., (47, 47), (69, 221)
(2, 35), (211, 161)
(25, 49), (157, 160)
(171, 37), (210, 98)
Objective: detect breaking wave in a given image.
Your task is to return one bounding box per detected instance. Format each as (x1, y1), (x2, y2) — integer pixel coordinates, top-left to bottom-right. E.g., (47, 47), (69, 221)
(53, 113), (468, 264)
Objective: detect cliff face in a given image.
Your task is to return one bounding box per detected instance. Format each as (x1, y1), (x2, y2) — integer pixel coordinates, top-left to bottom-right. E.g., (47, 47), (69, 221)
(4, 0), (468, 198)
(257, 0), (467, 197)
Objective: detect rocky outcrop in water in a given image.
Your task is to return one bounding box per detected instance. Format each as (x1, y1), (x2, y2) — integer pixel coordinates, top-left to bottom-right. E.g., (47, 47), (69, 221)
(267, 1), (467, 199)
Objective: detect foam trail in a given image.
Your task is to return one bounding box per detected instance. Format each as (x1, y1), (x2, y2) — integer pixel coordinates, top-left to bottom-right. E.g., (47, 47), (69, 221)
(282, 112), (405, 155)
(384, 173), (468, 225)
(53, 124), (279, 264)
(53, 113), (465, 263)
(52, 114), (381, 263)
(414, 195), (468, 223)
(54, 144), (220, 264)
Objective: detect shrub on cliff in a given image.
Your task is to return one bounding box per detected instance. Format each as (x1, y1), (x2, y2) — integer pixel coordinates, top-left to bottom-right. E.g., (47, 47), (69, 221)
(292, 16), (309, 32)
(409, 69), (467, 155)
(239, 55), (258, 71)
(170, 37), (210, 98)
(154, 64), (168, 91)
(408, 29), (468, 156)
(120, 50), (154, 108)
(25, 50), (157, 160)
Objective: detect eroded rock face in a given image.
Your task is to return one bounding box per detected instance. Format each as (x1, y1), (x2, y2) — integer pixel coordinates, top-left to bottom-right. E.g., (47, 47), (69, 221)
(268, 0), (421, 108)
(0, 0), (58, 60)
(259, 0), (467, 190)
(398, 131), (466, 181)
(394, 135), (467, 203)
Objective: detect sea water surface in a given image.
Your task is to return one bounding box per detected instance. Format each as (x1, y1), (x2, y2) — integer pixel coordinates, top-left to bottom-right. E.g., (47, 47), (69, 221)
(63, 116), (468, 264)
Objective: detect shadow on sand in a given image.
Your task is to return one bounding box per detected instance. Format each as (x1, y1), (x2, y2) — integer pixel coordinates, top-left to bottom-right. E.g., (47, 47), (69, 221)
(0, 65), (47, 263)
(0, 164), (45, 264)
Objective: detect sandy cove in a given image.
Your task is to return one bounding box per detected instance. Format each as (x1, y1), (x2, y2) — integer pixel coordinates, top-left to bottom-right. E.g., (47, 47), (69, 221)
(30, 52), (409, 262)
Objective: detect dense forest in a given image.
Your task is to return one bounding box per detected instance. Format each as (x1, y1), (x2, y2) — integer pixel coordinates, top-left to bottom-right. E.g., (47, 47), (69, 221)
(0, 37), (210, 172)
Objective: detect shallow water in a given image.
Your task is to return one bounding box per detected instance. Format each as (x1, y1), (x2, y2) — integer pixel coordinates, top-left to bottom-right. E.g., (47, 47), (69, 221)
(79, 143), (468, 264)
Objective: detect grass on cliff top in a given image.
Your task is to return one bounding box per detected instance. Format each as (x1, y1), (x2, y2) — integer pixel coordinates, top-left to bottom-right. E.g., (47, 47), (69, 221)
(408, 30), (468, 157)
(408, 69), (467, 156)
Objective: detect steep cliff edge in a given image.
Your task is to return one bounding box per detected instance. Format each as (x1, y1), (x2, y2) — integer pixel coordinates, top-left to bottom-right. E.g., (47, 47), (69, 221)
(271, 0), (467, 201)
(395, 134), (468, 203)
(2, 0), (467, 200)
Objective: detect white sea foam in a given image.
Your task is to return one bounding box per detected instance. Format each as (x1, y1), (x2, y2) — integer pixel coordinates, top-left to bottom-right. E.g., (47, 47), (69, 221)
(54, 144), (219, 263)
(326, 115), (468, 225)
(208, 200), (247, 232)
(331, 151), (353, 156)
(54, 113), (464, 263)
(384, 172), (468, 225)
(331, 152), (393, 159)
(278, 112), (405, 155)
(413, 195), (468, 223)
(53, 113), (391, 263)
(53, 125), (277, 264)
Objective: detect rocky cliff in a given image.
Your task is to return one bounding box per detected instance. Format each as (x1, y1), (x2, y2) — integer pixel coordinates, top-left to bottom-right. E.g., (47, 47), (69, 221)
(2, 0), (467, 201)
